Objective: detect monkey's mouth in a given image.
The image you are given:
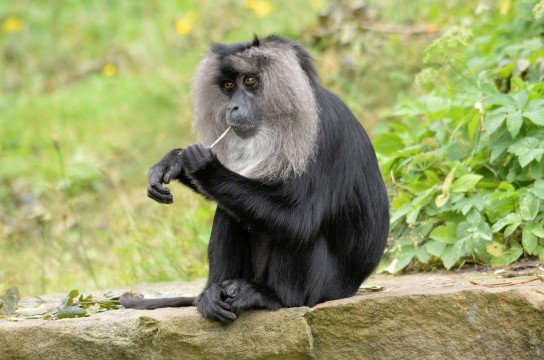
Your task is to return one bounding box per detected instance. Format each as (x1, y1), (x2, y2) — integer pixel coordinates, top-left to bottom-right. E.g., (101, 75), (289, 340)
(230, 124), (258, 138)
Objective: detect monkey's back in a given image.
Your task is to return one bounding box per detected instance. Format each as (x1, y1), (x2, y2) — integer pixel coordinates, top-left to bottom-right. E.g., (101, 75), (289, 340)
(253, 86), (389, 307)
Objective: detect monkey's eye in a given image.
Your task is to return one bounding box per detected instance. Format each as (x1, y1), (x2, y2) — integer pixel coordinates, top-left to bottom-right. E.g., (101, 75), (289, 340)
(223, 80), (235, 92)
(243, 76), (257, 88)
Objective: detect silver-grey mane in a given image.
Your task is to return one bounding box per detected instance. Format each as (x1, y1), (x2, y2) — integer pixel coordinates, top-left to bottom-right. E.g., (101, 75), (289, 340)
(191, 39), (319, 182)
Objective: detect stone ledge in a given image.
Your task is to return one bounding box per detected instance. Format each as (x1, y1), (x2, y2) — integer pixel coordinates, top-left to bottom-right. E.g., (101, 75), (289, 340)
(1, 273), (543, 360)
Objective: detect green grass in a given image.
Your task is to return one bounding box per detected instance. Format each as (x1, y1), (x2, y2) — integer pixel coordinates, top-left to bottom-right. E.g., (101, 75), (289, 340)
(0, 0), (478, 295)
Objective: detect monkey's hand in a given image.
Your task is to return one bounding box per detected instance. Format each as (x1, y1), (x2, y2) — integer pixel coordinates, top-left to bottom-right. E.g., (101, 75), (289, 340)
(147, 149), (184, 204)
(180, 143), (215, 176)
(221, 279), (282, 315)
(221, 279), (252, 315)
(195, 283), (236, 324)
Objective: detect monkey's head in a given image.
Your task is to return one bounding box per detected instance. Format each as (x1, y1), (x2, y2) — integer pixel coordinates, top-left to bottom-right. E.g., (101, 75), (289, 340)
(192, 35), (319, 181)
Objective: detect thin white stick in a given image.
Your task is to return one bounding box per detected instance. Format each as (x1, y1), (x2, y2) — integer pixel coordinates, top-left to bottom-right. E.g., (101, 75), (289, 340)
(209, 126), (232, 149)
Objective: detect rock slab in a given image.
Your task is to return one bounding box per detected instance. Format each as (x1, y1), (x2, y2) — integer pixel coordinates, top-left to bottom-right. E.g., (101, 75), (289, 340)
(1, 273), (543, 360)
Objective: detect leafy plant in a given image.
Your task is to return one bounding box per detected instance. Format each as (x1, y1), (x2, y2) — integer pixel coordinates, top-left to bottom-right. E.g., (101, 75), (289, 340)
(40, 289), (122, 320)
(0, 287), (20, 316)
(376, 0), (544, 272)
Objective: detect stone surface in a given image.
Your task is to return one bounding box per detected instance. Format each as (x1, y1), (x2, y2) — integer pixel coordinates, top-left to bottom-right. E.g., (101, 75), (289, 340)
(1, 272), (543, 360)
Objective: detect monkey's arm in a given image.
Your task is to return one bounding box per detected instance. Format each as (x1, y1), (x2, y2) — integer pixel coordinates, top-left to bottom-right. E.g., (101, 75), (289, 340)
(147, 148), (202, 203)
(181, 144), (324, 242)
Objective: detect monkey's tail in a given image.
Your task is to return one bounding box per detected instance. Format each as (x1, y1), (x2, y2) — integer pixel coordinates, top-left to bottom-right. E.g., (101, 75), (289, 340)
(120, 293), (196, 310)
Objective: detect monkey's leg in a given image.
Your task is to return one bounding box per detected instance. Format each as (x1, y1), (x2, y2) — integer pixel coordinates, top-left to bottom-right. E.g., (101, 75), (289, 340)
(195, 209), (251, 324)
(220, 279), (282, 314)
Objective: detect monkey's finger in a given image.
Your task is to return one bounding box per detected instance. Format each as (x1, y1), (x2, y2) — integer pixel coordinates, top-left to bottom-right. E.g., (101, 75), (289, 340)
(214, 307), (236, 323)
(217, 300), (231, 310)
(148, 192), (173, 204)
(147, 187), (173, 204)
(220, 281), (240, 298)
(152, 182), (171, 195)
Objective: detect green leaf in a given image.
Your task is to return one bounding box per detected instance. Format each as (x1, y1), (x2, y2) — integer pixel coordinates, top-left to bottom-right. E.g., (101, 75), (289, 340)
(391, 203), (412, 223)
(452, 195), (484, 215)
(519, 194), (540, 221)
(383, 246), (416, 273)
(526, 222), (544, 238)
(56, 305), (88, 319)
(441, 245), (460, 270)
(503, 223), (520, 237)
(513, 90), (528, 109)
(507, 137), (544, 167)
(482, 95), (516, 108)
(359, 285), (385, 292)
(523, 111), (544, 126)
(484, 110), (507, 134)
(491, 213), (522, 233)
(425, 96), (451, 113)
(416, 246), (430, 263)
(525, 99), (544, 112)
(425, 240), (447, 257)
(452, 238), (468, 258)
(467, 113), (480, 140)
(490, 136), (514, 162)
(466, 209), (482, 226)
(406, 208), (420, 225)
(61, 289), (80, 307)
(373, 133), (404, 156)
(456, 212), (492, 258)
(522, 227), (539, 255)
(451, 174), (483, 193)
(391, 192), (411, 209)
(506, 110), (523, 138)
(528, 179), (544, 200)
(529, 161), (544, 179)
(429, 222), (458, 244)
(490, 241), (523, 266)
(0, 287), (20, 316)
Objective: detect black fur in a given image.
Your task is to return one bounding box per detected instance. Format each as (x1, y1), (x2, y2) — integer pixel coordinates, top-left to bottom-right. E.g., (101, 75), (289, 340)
(122, 36), (389, 323)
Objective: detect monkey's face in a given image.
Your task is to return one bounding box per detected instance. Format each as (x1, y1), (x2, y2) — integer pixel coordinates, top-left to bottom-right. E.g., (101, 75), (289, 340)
(221, 75), (264, 139)
(192, 36), (319, 180)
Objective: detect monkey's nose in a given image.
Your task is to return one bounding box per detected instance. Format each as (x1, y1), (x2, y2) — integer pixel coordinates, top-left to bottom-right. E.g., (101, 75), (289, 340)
(227, 106), (246, 125)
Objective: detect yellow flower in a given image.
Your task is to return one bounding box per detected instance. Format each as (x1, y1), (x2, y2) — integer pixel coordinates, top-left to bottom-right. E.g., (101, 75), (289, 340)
(102, 63), (117, 77)
(245, 0), (273, 18)
(310, 0), (324, 11)
(175, 12), (196, 37)
(3, 17), (23, 33)
(499, 0), (511, 16)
